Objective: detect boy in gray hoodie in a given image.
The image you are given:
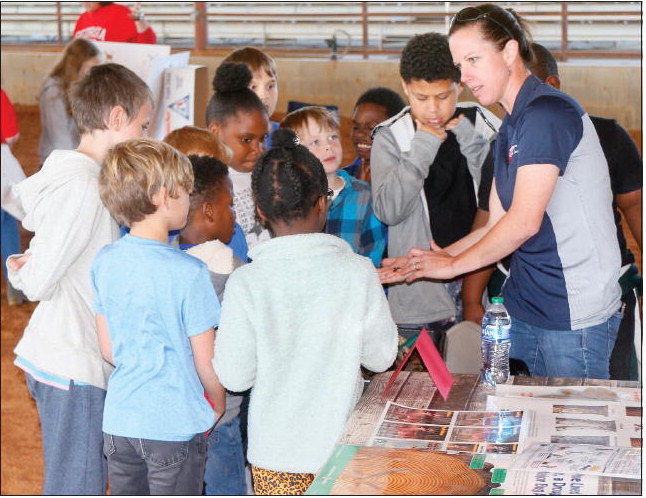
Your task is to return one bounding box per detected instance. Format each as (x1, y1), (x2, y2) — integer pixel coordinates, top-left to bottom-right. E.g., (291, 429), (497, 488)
(371, 32), (499, 351)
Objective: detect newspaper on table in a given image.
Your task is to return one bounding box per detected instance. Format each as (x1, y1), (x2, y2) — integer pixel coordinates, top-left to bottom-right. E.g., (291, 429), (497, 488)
(496, 469), (641, 495)
(368, 401), (529, 456)
(485, 387), (642, 449)
(511, 442), (641, 478)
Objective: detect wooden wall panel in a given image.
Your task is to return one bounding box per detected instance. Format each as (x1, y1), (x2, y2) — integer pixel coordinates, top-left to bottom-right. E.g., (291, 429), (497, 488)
(1, 49), (641, 135)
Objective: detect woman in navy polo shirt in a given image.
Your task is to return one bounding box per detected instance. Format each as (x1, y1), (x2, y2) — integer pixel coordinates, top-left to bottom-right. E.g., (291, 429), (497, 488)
(379, 3), (622, 380)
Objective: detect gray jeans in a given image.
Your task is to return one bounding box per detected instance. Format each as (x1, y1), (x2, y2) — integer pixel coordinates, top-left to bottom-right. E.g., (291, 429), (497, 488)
(103, 432), (207, 495)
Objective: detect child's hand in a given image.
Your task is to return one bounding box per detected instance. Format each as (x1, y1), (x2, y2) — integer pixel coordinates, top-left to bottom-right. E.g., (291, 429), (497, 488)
(414, 118), (447, 141)
(443, 114), (465, 131)
(7, 254), (30, 272)
(378, 255), (413, 284)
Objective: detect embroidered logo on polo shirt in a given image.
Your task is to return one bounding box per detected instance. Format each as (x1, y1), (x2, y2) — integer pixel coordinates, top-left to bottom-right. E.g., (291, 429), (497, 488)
(508, 144), (519, 163)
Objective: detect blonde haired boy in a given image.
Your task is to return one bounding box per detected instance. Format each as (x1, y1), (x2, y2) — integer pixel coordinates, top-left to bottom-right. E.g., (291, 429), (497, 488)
(92, 138), (224, 495)
(281, 106), (386, 266)
(7, 62), (151, 495)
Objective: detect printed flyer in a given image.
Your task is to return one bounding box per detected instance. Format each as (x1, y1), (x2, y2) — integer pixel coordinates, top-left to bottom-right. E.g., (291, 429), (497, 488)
(511, 443), (641, 479)
(368, 402), (528, 455)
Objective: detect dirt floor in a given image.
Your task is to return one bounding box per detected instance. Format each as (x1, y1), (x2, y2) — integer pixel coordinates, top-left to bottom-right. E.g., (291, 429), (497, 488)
(1, 105), (641, 496)
(1, 105), (44, 495)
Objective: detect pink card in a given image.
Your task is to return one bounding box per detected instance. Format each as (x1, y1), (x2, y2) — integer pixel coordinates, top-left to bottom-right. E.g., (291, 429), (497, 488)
(382, 328), (454, 401)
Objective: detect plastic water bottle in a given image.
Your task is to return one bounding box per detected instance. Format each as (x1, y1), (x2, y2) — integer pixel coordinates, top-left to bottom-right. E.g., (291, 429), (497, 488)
(481, 297), (511, 387)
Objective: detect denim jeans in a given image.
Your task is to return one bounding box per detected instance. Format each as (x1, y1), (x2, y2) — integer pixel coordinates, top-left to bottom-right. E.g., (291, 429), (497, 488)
(203, 416), (246, 495)
(1, 208), (23, 301)
(25, 372), (107, 495)
(509, 312), (622, 379)
(104, 432), (207, 495)
(1, 209), (20, 277)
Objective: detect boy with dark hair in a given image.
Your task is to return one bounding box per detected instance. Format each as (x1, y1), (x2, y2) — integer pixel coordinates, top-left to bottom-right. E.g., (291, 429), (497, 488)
(177, 154), (247, 495)
(528, 42), (642, 381)
(344, 86), (406, 183)
(6, 62), (152, 494)
(92, 138), (224, 495)
(370, 32), (499, 347)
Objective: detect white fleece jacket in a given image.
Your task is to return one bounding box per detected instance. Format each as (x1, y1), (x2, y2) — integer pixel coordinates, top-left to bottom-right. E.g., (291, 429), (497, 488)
(214, 233), (398, 474)
(9, 150), (118, 389)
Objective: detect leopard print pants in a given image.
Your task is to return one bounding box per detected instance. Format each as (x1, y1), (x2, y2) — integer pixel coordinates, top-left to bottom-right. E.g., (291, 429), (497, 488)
(251, 465), (315, 495)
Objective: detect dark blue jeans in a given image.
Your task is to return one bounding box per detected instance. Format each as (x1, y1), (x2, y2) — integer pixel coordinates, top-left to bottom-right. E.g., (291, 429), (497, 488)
(104, 432), (207, 495)
(203, 416), (246, 495)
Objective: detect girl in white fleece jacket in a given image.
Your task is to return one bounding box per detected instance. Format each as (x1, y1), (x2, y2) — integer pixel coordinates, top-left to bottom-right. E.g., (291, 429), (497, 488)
(213, 129), (398, 495)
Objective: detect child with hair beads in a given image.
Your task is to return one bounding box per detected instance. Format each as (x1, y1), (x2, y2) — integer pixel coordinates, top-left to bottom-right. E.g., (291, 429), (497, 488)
(174, 154), (247, 495)
(214, 129), (398, 496)
(164, 125), (248, 263)
(92, 138), (224, 495)
(281, 106), (386, 267)
(7, 63), (152, 494)
(222, 46), (280, 144)
(206, 62), (270, 250)
(344, 87), (406, 184)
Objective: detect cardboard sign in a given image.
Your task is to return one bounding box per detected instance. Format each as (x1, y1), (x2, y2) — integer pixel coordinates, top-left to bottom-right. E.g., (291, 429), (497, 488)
(161, 65), (209, 138)
(383, 328), (454, 400)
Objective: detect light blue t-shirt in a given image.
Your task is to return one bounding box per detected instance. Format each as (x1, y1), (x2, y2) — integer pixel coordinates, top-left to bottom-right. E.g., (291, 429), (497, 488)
(91, 234), (220, 441)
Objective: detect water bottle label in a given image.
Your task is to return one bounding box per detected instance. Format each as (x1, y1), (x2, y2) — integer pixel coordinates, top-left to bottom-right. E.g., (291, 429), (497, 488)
(483, 324), (510, 341)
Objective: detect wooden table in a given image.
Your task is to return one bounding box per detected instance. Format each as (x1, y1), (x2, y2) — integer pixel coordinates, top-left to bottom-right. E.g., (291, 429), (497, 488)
(340, 371), (640, 447)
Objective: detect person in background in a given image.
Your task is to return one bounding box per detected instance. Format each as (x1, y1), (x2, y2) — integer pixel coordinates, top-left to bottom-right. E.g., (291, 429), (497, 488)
(6, 63), (152, 494)
(175, 155), (246, 496)
(92, 139), (224, 495)
(222, 46), (280, 146)
(1, 87), (26, 305)
(380, 4), (622, 380)
(206, 62), (270, 251)
(73, 2), (156, 44)
(528, 42), (641, 381)
(281, 106), (387, 267)
(370, 32), (497, 350)
(39, 38), (101, 164)
(163, 125), (249, 263)
(214, 129), (398, 495)
(344, 87), (406, 184)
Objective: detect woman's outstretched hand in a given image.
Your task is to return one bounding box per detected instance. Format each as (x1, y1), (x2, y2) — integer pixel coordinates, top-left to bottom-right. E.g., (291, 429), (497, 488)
(377, 241), (458, 284)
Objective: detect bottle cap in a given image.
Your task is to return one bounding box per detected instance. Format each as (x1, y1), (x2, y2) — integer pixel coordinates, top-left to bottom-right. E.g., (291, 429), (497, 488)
(491, 296), (504, 304)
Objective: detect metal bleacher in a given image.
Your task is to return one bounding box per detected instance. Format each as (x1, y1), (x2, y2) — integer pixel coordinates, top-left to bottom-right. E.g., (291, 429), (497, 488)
(0, 2), (642, 59)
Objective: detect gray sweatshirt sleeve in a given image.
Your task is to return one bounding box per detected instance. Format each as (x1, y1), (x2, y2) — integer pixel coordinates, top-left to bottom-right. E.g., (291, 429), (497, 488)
(370, 126), (443, 226)
(39, 79), (80, 163)
(451, 116), (491, 188)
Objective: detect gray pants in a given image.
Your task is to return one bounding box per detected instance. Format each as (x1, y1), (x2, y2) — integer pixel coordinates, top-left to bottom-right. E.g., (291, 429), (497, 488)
(103, 432), (207, 495)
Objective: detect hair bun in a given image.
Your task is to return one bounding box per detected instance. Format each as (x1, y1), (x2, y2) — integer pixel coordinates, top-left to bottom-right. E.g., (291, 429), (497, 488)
(212, 62), (252, 94)
(272, 129), (300, 149)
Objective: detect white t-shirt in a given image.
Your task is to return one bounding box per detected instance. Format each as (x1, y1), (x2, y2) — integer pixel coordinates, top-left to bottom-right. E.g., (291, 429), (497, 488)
(228, 167), (271, 249)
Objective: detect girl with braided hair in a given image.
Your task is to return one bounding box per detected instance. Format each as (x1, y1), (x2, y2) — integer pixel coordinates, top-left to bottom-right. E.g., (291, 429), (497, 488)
(213, 129), (398, 495)
(206, 61), (270, 251)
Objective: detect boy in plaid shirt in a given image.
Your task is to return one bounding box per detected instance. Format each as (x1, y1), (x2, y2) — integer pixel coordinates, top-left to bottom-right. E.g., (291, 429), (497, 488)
(280, 106), (386, 266)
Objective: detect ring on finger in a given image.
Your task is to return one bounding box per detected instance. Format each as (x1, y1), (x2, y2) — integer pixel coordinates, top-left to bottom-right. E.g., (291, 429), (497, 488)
(413, 261), (420, 271)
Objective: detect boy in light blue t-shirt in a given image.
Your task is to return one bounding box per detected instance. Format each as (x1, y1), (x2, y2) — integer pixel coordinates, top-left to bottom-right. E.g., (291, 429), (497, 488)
(91, 138), (225, 495)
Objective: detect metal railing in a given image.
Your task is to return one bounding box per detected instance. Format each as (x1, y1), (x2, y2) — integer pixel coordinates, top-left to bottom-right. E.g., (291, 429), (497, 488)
(0, 2), (641, 60)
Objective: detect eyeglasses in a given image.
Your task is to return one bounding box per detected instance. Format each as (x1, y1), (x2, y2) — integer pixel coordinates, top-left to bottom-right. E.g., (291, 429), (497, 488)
(450, 8), (515, 42)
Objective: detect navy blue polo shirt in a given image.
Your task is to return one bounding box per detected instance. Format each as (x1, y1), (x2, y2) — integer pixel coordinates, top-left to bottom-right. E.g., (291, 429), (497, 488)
(494, 76), (621, 330)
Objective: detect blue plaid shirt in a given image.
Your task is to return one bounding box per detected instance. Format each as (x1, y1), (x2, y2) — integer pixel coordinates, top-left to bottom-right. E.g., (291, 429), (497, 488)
(326, 170), (387, 267)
